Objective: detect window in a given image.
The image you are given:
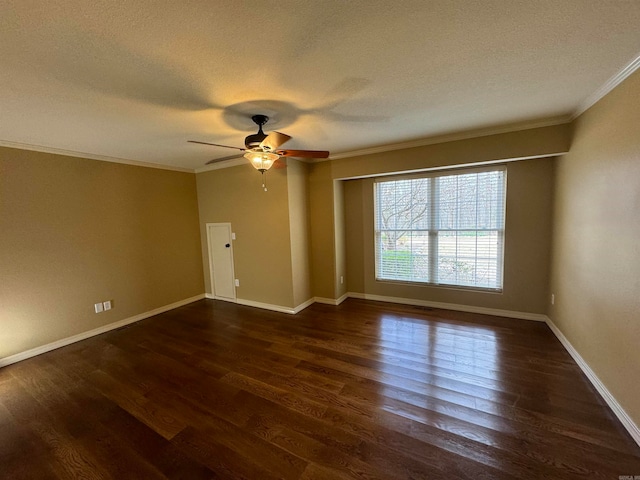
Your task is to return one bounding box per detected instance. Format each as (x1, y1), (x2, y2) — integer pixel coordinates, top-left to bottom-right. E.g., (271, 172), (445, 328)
(374, 166), (506, 290)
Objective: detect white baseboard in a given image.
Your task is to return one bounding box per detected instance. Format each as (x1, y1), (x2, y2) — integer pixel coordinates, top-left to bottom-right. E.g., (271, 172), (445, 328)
(346, 292), (547, 322)
(204, 293), (238, 303)
(232, 297), (316, 315)
(0, 294), (206, 368)
(314, 296), (338, 305)
(217, 291), (545, 323)
(545, 316), (640, 447)
(317, 291), (640, 446)
(337, 293), (349, 305)
(235, 298), (297, 315)
(314, 293), (349, 306)
(205, 294), (294, 314)
(6, 288), (636, 448)
(294, 298), (316, 314)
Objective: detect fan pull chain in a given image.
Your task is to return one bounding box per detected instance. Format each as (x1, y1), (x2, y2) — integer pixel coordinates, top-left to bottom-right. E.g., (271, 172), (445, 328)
(261, 171), (268, 192)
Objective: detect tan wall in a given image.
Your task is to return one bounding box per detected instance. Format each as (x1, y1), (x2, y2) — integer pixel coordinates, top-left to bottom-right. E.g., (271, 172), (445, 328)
(0, 147), (204, 359)
(196, 164), (295, 308)
(310, 123), (569, 301)
(333, 180), (347, 299)
(308, 161), (336, 299)
(344, 158), (554, 314)
(287, 160), (312, 306)
(332, 123), (570, 180)
(344, 180), (366, 293)
(550, 70), (640, 426)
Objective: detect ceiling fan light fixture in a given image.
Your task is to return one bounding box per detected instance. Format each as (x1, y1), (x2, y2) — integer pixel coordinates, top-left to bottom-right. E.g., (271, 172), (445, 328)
(190, 113), (329, 179)
(244, 149), (279, 172)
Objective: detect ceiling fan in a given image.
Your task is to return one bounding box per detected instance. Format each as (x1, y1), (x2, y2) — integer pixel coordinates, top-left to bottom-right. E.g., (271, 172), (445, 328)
(189, 114), (330, 171)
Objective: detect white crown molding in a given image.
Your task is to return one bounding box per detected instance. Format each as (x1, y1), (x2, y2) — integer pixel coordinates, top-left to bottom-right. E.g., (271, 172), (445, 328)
(0, 140), (193, 173)
(194, 116), (573, 171)
(0, 294), (205, 368)
(5, 51), (639, 173)
(327, 116), (572, 162)
(545, 316), (640, 447)
(573, 52), (640, 119)
(0, 116), (573, 174)
(326, 50), (640, 163)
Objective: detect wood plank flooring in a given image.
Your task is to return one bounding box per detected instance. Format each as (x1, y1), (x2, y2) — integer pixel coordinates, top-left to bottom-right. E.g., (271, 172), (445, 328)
(1, 298), (639, 479)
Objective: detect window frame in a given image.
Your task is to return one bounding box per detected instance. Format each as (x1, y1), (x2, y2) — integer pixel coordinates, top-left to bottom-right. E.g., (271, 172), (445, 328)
(373, 165), (507, 292)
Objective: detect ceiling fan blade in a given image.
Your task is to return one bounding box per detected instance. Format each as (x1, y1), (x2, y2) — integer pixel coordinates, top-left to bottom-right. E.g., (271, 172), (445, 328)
(272, 158), (287, 169)
(188, 140), (245, 151)
(260, 131), (291, 152)
(277, 149), (330, 159)
(205, 154), (243, 165)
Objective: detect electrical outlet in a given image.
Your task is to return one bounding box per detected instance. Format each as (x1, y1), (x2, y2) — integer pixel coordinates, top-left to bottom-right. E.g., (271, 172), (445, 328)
(551, 294), (555, 305)
(94, 302), (104, 313)
(340, 275), (344, 285)
(235, 279), (240, 287)
(103, 300), (112, 311)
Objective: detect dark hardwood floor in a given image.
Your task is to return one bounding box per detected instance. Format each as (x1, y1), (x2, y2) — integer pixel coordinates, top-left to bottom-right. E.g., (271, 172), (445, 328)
(1, 298), (639, 479)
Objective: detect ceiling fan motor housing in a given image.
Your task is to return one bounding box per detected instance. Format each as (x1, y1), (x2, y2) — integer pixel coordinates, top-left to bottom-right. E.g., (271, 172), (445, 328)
(244, 114), (269, 149)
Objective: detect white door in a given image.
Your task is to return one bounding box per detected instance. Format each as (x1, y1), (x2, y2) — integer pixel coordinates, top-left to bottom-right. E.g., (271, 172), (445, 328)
(207, 223), (236, 301)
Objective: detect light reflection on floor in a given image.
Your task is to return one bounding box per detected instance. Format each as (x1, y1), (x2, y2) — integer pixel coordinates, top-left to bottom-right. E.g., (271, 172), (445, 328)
(376, 313), (502, 433)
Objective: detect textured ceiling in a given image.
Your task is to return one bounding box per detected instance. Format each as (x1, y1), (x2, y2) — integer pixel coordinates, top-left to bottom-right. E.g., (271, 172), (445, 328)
(2, 0), (640, 171)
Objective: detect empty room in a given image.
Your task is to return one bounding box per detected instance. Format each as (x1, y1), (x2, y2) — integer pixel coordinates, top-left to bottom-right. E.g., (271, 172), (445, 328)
(1, 1), (640, 478)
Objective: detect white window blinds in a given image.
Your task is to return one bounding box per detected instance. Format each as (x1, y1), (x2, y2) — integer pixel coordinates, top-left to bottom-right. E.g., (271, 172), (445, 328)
(374, 167), (506, 290)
